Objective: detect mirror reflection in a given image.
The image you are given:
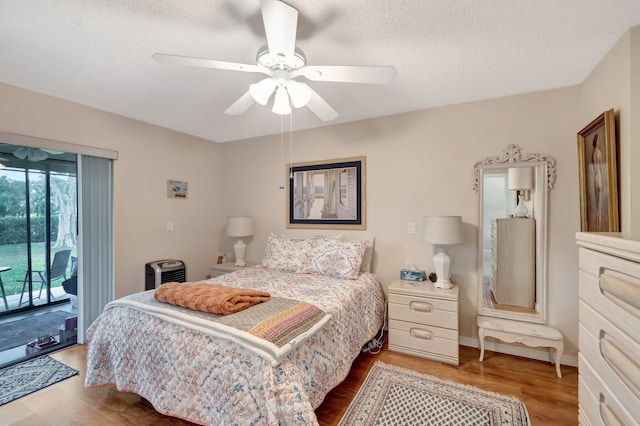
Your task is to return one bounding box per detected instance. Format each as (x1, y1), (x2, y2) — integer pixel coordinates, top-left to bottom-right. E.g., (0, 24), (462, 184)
(474, 145), (556, 324)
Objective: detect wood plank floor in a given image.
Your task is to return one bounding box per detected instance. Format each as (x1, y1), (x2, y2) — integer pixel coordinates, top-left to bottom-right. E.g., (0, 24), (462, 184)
(0, 343), (578, 425)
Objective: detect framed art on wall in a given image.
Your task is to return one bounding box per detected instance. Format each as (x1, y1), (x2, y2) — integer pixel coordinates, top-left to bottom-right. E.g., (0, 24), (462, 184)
(167, 180), (188, 199)
(577, 109), (619, 232)
(286, 156), (366, 229)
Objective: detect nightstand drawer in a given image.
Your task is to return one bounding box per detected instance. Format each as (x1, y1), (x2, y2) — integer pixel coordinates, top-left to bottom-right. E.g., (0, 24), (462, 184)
(388, 297), (457, 329)
(388, 319), (458, 358)
(388, 293), (457, 313)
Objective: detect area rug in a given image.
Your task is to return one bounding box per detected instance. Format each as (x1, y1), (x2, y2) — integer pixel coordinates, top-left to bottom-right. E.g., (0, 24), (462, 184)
(338, 361), (530, 425)
(0, 311), (72, 352)
(0, 355), (78, 406)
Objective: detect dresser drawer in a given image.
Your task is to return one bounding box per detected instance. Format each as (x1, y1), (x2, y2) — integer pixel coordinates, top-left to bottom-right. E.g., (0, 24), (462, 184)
(388, 319), (458, 359)
(579, 301), (640, 413)
(579, 355), (636, 426)
(388, 293), (457, 327)
(579, 248), (640, 345)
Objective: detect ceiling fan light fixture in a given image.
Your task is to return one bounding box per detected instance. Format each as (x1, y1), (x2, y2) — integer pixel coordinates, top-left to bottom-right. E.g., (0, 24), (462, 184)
(286, 80), (311, 108)
(249, 78), (276, 105)
(272, 87), (291, 115)
(13, 147), (48, 162)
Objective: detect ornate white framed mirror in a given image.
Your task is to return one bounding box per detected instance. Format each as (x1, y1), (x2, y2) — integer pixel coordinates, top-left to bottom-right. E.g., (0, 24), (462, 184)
(474, 145), (556, 324)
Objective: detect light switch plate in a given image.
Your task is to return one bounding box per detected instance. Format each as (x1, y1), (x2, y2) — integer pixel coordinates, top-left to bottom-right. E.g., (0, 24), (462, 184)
(408, 222), (416, 235)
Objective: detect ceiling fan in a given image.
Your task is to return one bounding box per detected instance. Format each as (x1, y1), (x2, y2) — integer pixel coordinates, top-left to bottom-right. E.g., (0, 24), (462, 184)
(13, 147), (63, 162)
(152, 0), (397, 121)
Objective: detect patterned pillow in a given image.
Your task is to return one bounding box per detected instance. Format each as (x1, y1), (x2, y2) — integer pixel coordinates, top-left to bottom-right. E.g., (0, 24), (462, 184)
(302, 237), (367, 279)
(262, 233), (313, 273)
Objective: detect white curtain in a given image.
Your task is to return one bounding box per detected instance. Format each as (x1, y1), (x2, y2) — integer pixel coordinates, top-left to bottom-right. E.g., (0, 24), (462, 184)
(77, 155), (114, 343)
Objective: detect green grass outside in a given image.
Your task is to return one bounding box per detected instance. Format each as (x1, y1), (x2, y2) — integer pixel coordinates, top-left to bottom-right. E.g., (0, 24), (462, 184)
(0, 243), (77, 296)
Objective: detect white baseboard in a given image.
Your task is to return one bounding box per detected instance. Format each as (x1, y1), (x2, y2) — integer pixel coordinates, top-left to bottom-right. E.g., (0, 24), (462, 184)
(459, 336), (578, 368)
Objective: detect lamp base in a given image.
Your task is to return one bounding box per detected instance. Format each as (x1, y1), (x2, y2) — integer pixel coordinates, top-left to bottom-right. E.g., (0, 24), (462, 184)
(513, 194), (529, 218)
(434, 278), (453, 290)
(234, 239), (247, 267)
(432, 248), (454, 290)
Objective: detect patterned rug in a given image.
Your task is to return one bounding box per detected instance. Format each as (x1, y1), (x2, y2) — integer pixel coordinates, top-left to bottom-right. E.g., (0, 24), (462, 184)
(339, 361), (530, 425)
(0, 355), (78, 406)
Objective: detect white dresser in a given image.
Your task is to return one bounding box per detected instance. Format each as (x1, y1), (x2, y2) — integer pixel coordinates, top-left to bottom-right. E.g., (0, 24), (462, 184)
(388, 279), (459, 365)
(491, 218), (535, 308)
(576, 232), (640, 425)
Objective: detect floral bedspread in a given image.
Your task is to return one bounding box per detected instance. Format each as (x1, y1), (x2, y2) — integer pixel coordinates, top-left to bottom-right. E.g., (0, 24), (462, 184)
(85, 267), (386, 425)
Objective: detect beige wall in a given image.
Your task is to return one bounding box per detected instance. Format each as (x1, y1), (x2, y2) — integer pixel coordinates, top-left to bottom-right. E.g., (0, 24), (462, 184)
(0, 83), (223, 298)
(631, 27), (640, 234)
(580, 30), (632, 233)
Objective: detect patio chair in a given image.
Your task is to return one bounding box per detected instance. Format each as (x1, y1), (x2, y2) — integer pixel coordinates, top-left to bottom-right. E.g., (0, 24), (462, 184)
(18, 249), (71, 306)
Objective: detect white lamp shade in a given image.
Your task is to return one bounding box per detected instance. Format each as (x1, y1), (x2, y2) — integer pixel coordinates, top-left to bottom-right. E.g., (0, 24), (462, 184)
(272, 86), (292, 115)
(225, 216), (254, 237)
(286, 80), (311, 108)
(249, 78), (276, 105)
(422, 216), (463, 246)
(508, 167), (534, 190)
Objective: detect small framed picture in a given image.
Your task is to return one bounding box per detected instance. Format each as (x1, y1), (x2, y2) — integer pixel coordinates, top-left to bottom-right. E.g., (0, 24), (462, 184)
(167, 180), (188, 199)
(577, 109), (618, 232)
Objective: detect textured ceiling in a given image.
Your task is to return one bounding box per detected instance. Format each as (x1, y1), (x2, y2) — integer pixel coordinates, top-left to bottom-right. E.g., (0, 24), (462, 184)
(1, 1), (640, 143)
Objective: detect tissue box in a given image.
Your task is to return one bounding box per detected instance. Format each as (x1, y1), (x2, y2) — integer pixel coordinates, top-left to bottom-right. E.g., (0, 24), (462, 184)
(400, 270), (425, 282)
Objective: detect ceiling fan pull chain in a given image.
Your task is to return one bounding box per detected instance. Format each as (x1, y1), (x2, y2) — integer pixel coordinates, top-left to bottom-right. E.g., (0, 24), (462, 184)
(289, 111), (293, 180)
(279, 115), (285, 190)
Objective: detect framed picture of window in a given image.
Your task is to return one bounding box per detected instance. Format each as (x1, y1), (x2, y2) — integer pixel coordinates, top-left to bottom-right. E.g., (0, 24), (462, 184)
(577, 109), (619, 232)
(286, 156), (366, 229)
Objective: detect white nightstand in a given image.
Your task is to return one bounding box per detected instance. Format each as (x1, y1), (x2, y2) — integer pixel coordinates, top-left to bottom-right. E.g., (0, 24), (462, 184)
(388, 279), (459, 365)
(209, 261), (259, 278)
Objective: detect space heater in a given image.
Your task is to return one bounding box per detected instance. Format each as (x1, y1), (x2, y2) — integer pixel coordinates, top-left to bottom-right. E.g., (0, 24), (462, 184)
(145, 259), (186, 290)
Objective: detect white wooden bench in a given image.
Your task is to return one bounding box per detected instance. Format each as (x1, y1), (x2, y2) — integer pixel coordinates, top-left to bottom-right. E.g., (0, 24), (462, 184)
(477, 316), (564, 378)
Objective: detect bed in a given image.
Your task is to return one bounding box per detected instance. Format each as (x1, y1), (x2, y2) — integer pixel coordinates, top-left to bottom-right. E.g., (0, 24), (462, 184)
(85, 235), (385, 425)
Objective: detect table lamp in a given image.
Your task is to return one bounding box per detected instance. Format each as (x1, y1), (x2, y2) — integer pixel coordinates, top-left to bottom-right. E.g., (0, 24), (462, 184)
(422, 216), (464, 289)
(508, 167), (534, 218)
(225, 216), (254, 266)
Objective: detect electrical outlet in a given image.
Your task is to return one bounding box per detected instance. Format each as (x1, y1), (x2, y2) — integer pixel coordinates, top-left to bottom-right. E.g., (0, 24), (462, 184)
(408, 222), (416, 235)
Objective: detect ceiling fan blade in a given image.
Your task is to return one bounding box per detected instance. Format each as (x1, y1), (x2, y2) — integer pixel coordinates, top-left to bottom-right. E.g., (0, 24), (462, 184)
(42, 149), (63, 155)
(299, 83), (338, 122)
(153, 53), (266, 74)
(293, 65), (398, 85)
(249, 78), (277, 105)
(261, 0), (298, 58)
(13, 147), (48, 161)
(224, 91), (256, 115)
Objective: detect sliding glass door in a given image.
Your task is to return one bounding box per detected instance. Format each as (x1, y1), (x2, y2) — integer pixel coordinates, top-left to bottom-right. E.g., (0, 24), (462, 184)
(0, 143), (77, 315)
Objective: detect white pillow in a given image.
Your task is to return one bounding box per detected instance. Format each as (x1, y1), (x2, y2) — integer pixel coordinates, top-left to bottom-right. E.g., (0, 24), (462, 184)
(262, 233), (313, 273)
(360, 237), (375, 273)
(302, 237), (367, 280)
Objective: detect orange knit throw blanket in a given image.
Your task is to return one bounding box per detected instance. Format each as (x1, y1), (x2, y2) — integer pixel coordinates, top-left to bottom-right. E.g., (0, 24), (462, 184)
(154, 282), (271, 315)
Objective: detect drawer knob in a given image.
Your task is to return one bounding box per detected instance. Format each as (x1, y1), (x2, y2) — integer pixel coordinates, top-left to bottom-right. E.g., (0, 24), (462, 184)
(410, 328), (433, 340)
(410, 301), (433, 313)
